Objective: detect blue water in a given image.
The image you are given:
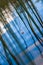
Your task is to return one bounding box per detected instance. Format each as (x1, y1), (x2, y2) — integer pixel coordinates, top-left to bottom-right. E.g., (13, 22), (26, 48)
(0, 0), (43, 65)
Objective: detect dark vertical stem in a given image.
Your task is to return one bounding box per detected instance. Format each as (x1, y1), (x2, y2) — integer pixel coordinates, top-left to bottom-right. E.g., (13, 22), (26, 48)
(29, 0), (43, 27)
(0, 34), (20, 65)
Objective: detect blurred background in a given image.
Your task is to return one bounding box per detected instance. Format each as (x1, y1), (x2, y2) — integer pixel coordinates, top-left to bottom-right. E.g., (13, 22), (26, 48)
(0, 0), (43, 65)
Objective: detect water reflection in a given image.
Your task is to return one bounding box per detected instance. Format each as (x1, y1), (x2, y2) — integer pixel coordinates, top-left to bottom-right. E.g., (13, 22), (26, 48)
(0, 0), (43, 65)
